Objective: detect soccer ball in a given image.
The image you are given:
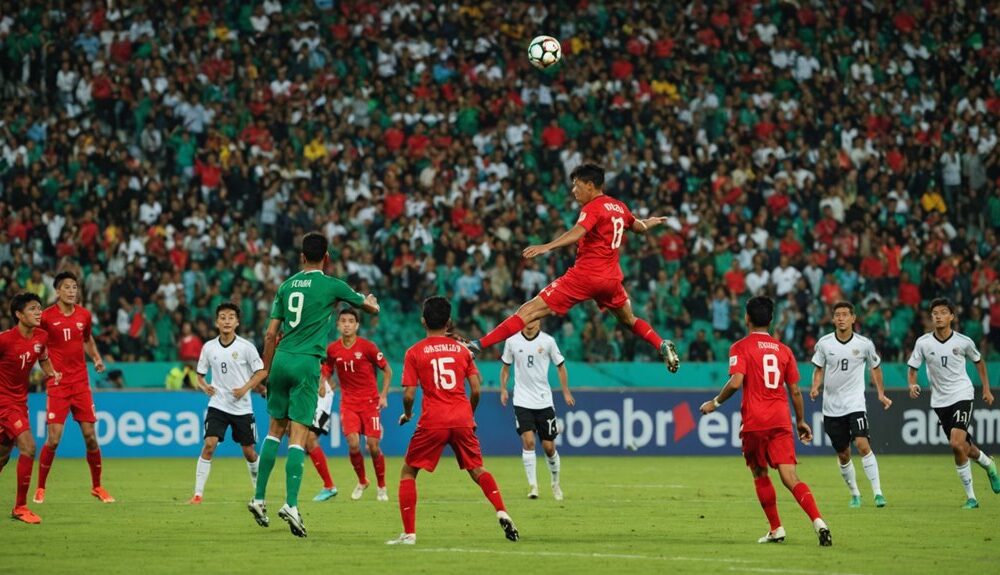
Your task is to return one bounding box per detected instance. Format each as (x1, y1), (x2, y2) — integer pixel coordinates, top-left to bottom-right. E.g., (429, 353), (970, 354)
(527, 35), (561, 69)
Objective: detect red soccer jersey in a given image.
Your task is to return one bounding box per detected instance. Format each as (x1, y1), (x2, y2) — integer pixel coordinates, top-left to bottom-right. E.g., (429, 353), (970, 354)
(323, 337), (388, 411)
(573, 195), (637, 281)
(402, 336), (479, 429)
(728, 332), (800, 433)
(0, 327), (49, 407)
(40, 304), (93, 390)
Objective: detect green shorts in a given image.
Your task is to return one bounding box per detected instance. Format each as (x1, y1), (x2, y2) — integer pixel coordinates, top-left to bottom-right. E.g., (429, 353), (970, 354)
(267, 350), (320, 426)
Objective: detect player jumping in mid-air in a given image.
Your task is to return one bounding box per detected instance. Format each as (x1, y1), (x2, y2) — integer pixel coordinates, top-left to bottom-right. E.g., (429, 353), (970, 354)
(387, 296), (518, 545)
(305, 377), (338, 501)
(499, 319), (573, 500)
(0, 293), (61, 524)
(907, 298), (999, 508)
(189, 303), (268, 504)
(700, 296), (832, 546)
(35, 272), (114, 504)
(464, 163), (679, 374)
(249, 232), (379, 537)
(322, 308), (393, 502)
(810, 301), (891, 508)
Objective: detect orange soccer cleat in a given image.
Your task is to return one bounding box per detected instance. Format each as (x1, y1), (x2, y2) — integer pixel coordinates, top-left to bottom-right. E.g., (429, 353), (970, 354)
(11, 506), (41, 524)
(91, 486), (116, 503)
(188, 495), (203, 505)
(32, 488), (45, 504)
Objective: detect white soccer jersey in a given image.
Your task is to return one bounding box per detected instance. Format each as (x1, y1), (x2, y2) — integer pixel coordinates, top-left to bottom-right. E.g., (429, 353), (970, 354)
(811, 332), (881, 417)
(501, 331), (565, 410)
(197, 336), (264, 416)
(316, 380), (334, 418)
(907, 331), (981, 408)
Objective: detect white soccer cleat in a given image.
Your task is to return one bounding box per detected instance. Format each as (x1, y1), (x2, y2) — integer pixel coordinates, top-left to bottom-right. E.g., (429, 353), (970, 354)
(277, 504), (307, 538)
(386, 533), (416, 545)
(758, 526), (786, 544)
(376, 487), (389, 502)
(551, 483), (563, 501)
(351, 482), (369, 501)
(527, 485), (539, 499)
(247, 499), (269, 527)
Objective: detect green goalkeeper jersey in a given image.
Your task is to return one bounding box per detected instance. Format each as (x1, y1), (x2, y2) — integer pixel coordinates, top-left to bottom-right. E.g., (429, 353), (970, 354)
(270, 270), (366, 357)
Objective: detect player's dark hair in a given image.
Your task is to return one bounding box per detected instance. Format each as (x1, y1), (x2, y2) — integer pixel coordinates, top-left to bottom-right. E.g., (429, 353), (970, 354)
(339, 307), (360, 322)
(745, 296), (774, 328)
(53, 271), (78, 290)
(570, 162), (605, 188)
(10, 292), (42, 320)
(300, 231), (328, 263)
(832, 301), (854, 314)
(422, 296), (451, 330)
(930, 297), (955, 314)
(215, 302), (241, 320)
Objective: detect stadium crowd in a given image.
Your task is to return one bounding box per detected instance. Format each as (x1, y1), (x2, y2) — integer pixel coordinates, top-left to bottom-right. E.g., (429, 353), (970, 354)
(1, 0), (1000, 375)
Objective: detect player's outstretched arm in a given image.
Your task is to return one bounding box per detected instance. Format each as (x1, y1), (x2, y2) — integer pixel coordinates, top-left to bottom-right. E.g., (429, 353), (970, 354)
(809, 366), (824, 400)
(523, 224), (587, 259)
(630, 217), (667, 234)
(907, 367), (921, 399)
(262, 318), (282, 374)
(871, 366), (892, 409)
(699, 373), (744, 414)
(399, 386), (417, 425)
(557, 363), (574, 407)
(360, 293), (380, 314)
(976, 361), (993, 406)
(469, 373), (482, 414)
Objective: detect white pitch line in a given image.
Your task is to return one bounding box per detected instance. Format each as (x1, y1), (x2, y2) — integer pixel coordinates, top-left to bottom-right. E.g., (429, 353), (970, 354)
(605, 484), (687, 488)
(417, 547), (757, 564)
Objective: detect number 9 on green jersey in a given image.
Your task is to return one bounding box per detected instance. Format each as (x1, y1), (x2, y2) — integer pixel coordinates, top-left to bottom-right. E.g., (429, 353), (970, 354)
(270, 270), (367, 357)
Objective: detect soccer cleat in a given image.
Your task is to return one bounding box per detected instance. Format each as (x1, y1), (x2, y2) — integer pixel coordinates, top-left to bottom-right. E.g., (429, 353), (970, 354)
(248, 500), (269, 527)
(660, 340), (680, 373)
(91, 486), (116, 503)
(818, 527), (833, 547)
(849, 495), (862, 508)
(312, 487), (338, 502)
(278, 504), (307, 538)
(986, 458), (1000, 494)
(188, 495), (203, 505)
(32, 488), (44, 504)
(11, 506), (41, 524)
(527, 485), (538, 499)
(874, 494), (887, 508)
(386, 533), (416, 545)
(351, 482), (369, 501)
(376, 487), (389, 502)
(552, 482), (564, 501)
(757, 527), (785, 544)
(963, 498), (980, 509)
(464, 339), (482, 358)
(497, 510), (519, 542)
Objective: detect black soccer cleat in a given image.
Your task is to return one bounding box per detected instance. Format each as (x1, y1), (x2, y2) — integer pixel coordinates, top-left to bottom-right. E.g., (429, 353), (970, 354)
(498, 512), (519, 542)
(660, 340), (680, 373)
(818, 527), (832, 547)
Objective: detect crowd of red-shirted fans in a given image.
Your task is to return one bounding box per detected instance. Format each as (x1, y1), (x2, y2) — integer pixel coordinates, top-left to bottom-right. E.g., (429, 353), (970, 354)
(1, 0), (1000, 378)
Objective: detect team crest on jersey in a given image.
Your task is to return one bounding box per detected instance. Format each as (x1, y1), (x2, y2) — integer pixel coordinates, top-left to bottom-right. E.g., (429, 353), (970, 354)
(14, 419), (23, 429)
(355, 352), (362, 359)
(852, 348), (860, 356)
(33, 344), (42, 354)
(953, 347), (961, 356)
(232, 351), (239, 359)
(76, 322), (84, 330)
(537, 346), (544, 354)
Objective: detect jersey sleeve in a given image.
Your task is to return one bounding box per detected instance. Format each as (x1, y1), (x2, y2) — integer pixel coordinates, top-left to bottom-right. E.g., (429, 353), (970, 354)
(810, 340), (825, 368)
(784, 347), (800, 385)
(466, 357), (481, 378)
(330, 276), (366, 307)
(866, 340), (882, 369)
(623, 203), (637, 229)
(368, 340), (388, 369)
(500, 340), (513, 365)
(269, 285), (285, 320)
(196, 344), (210, 376)
(965, 337), (982, 363)
(246, 341), (264, 372)
(728, 342), (746, 376)
(548, 338), (566, 366)
(402, 349), (419, 387)
(577, 202), (600, 231)
(906, 340), (924, 369)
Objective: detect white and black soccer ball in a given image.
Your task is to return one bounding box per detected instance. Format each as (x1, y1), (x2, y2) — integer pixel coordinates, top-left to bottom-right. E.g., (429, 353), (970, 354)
(527, 35), (562, 69)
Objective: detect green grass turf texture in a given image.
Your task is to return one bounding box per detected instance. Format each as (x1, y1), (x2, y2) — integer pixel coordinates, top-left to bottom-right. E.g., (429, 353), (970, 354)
(1, 455), (996, 574)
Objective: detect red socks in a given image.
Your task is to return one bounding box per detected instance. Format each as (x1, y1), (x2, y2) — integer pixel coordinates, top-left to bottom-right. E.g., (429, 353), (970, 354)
(16, 455), (33, 507)
(38, 445), (56, 489)
(480, 315), (526, 349)
(349, 451), (367, 484)
(476, 472), (506, 512)
(309, 446), (334, 490)
(373, 452), (386, 489)
(754, 476), (782, 530)
(631, 318), (663, 350)
(399, 478), (417, 534)
(792, 482), (822, 521)
(86, 449), (103, 489)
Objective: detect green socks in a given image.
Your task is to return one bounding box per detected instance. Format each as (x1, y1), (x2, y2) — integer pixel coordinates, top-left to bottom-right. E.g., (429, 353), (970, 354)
(255, 436), (280, 501)
(285, 445), (306, 507)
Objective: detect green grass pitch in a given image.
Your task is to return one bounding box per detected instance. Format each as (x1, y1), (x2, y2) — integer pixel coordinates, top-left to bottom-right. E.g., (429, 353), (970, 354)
(2, 455), (996, 574)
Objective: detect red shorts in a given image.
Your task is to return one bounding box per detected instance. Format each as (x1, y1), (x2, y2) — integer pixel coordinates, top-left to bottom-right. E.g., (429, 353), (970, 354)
(740, 428), (797, 470)
(404, 426), (483, 472)
(47, 387), (97, 425)
(539, 268), (629, 315)
(0, 405), (31, 445)
(341, 405), (383, 439)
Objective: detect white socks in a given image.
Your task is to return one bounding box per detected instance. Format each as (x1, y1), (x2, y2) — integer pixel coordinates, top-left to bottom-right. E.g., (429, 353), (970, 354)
(248, 457), (260, 487)
(975, 451), (992, 469)
(839, 460), (860, 496)
(546, 451), (561, 485)
(861, 452), (882, 496)
(956, 462), (976, 499)
(522, 450), (537, 487)
(195, 457), (212, 496)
